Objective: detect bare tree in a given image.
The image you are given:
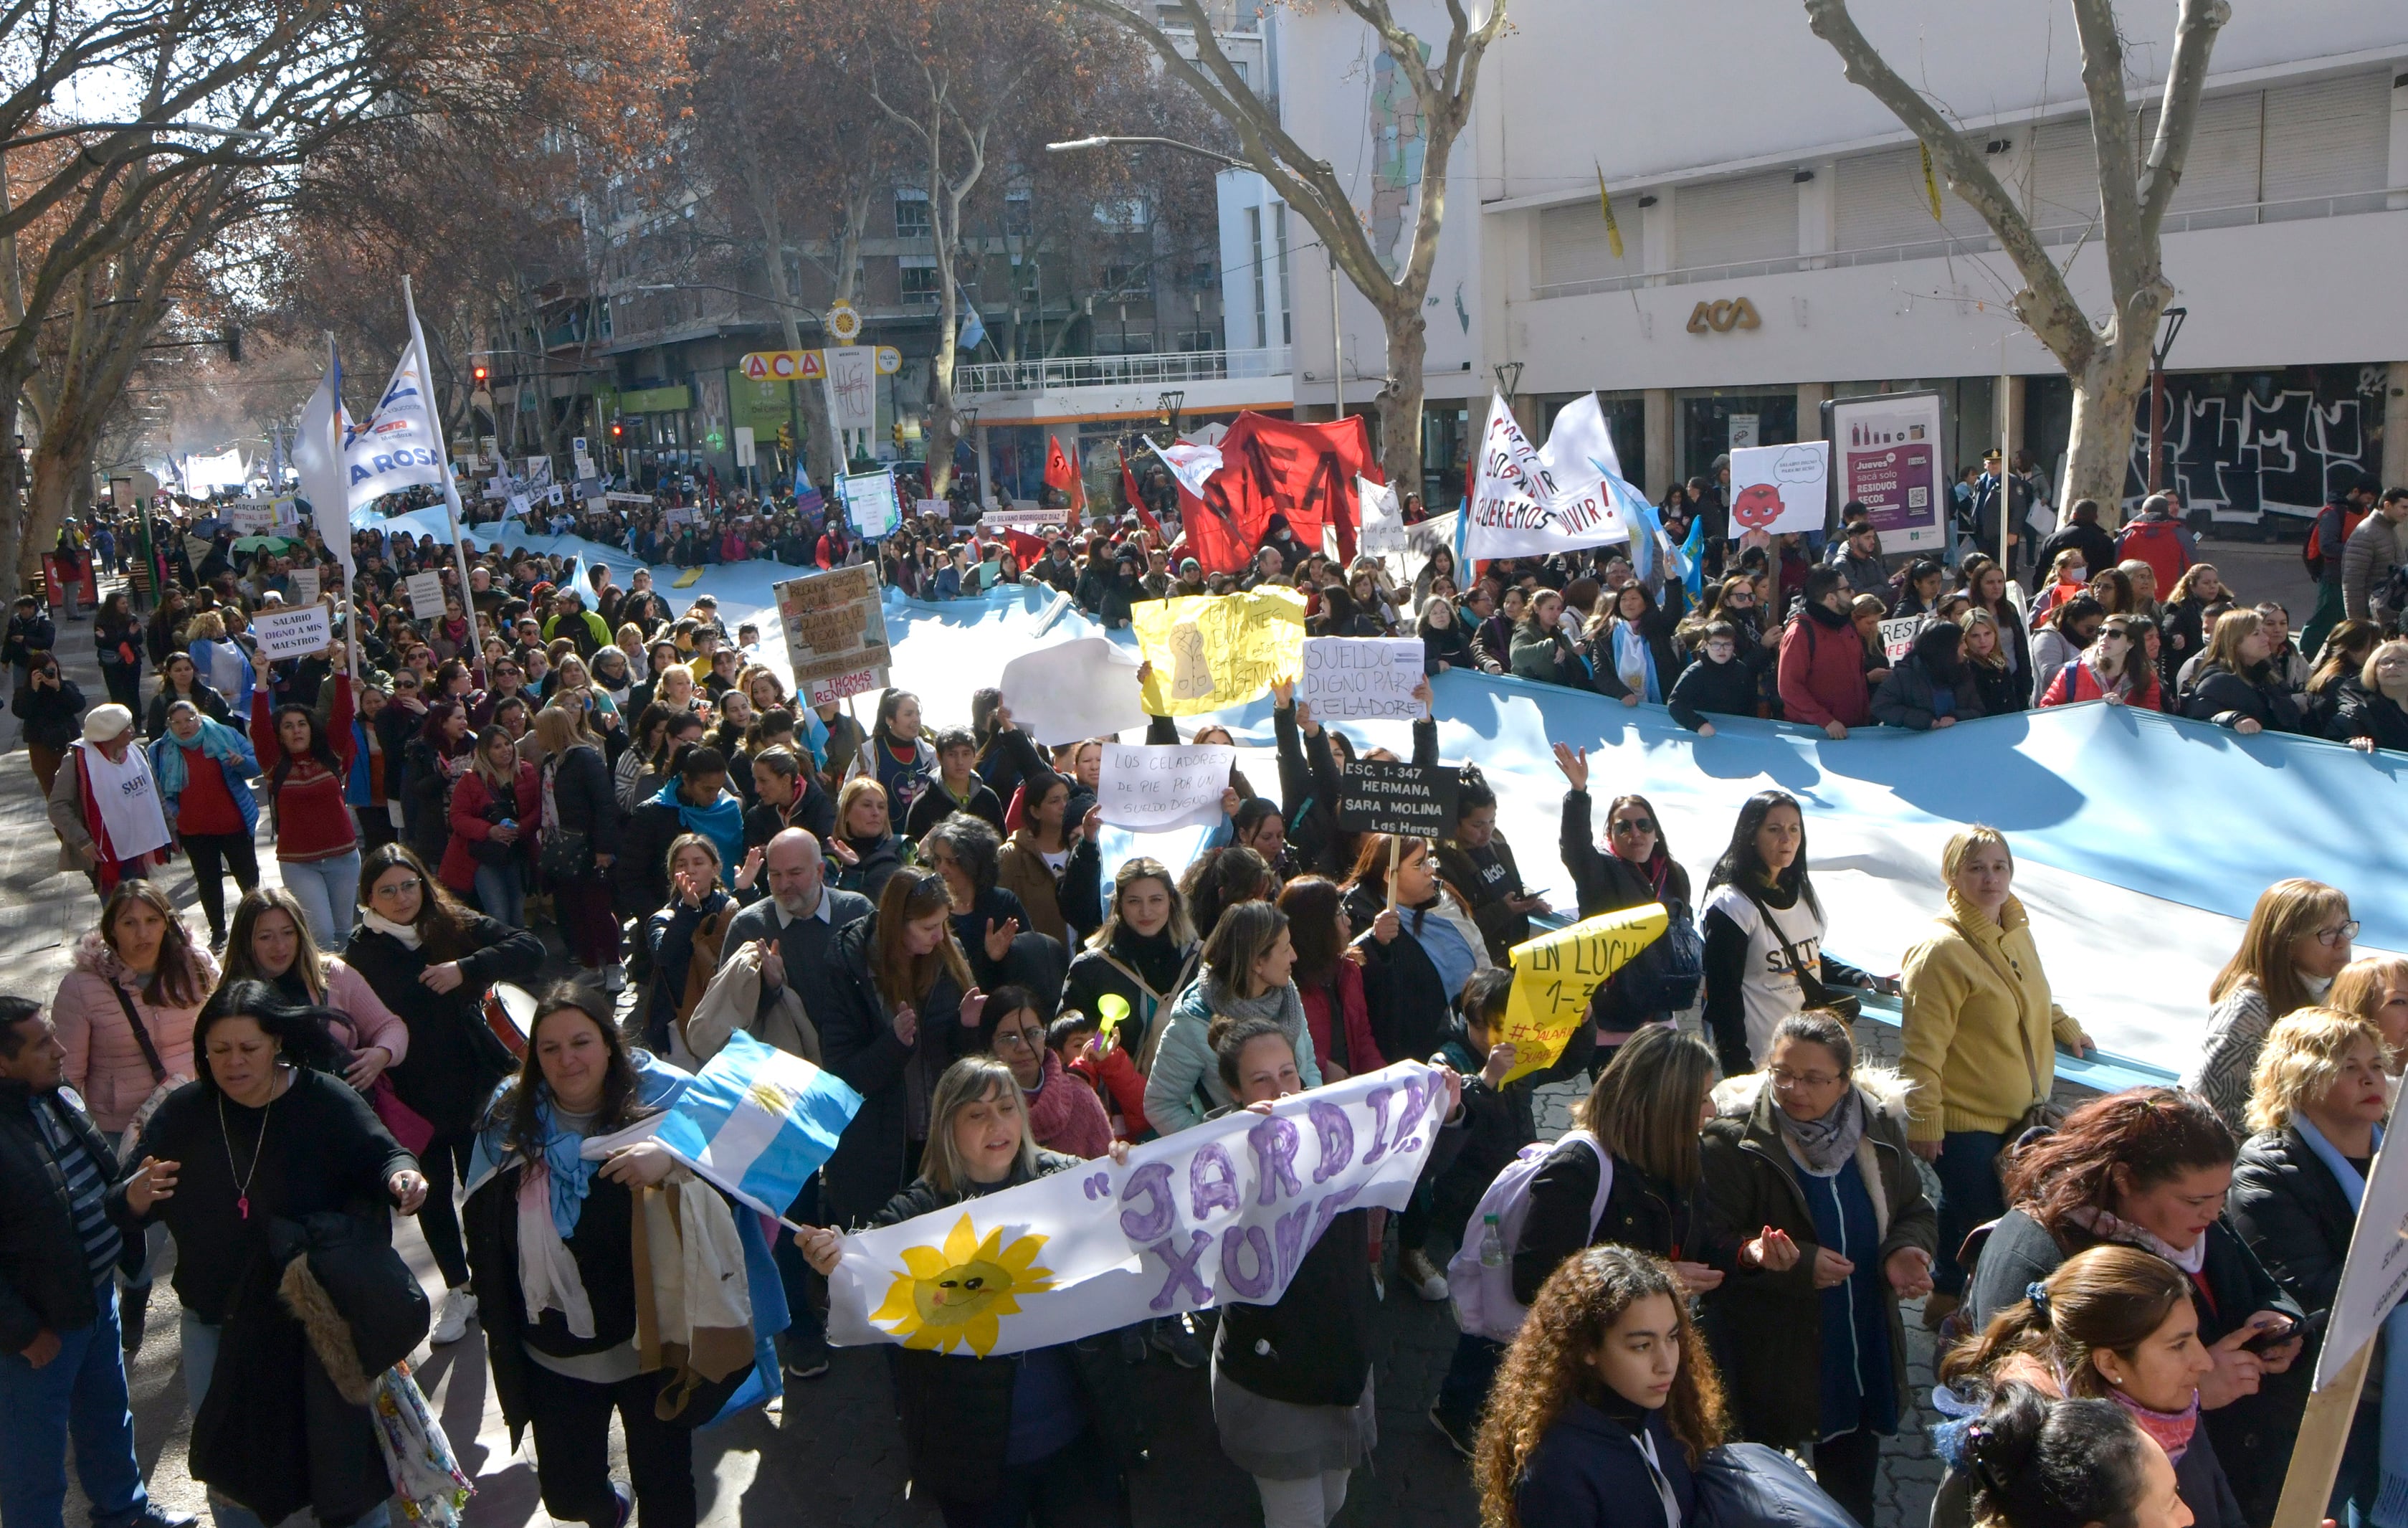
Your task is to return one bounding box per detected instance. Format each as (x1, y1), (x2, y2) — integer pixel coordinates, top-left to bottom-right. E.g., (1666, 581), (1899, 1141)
(1804, 0), (2227, 516)
(1060, 0), (1507, 498)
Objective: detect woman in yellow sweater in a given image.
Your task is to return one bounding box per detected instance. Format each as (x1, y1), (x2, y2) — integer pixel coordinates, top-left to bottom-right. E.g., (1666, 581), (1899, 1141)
(1899, 825), (2095, 1325)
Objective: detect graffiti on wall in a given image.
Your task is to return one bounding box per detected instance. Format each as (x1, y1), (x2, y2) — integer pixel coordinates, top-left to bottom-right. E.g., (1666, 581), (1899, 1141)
(2124, 366), (2387, 523)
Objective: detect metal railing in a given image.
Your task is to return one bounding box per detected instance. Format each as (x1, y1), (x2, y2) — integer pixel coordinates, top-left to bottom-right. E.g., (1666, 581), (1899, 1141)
(1530, 186), (2407, 301)
(953, 345), (1292, 395)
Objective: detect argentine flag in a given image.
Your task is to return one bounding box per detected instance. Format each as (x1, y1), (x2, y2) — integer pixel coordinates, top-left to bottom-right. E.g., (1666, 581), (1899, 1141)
(652, 1030), (862, 1219)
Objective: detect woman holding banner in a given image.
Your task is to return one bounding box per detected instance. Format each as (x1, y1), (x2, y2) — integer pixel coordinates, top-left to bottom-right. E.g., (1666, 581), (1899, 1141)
(1341, 834), (1493, 1068)
(799, 1055), (1144, 1526)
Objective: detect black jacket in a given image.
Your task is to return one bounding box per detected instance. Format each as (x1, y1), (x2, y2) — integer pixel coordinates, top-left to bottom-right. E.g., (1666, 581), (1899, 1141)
(1059, 933), (1199, 1067)
(1510, 1139), (1723, 1306)
(1870, 648), (1986, 731)
(0, 1080), (118, 1351)
(1215, 1204), (1378, 1408)
(346, 915), (545, 1136)
(2182, 663), (2307, 734)
(2036, 521), (2118, 586)
(1966, 1206), (2305, 1523)
(615, 785), (741, 918)
(832, 832), (905, 902)
(1665, 654), (1754, 731)
(544, 741), (622, 859)
(870, 1156), (1147, 1501)
(2228, 1125), (2360, 1476)
(1435, 833), (1532, 964)
(11, 673), (85, 751)
(1422, 620), (1477, 675)
(1698, 1078), (1936, 1445)
(1558, 790), (1694, 1033)
(1969, 660), (2028, 717)
(2326, 676), (2408, 752)
(401, 736), (457, 865)
(1341, 879), (1474, 1065)
(146, 682), (231, 741)
(1514, 1397), (1697, 1528)
(743, 777), (836, 853)
(814, 915), (974, 1223)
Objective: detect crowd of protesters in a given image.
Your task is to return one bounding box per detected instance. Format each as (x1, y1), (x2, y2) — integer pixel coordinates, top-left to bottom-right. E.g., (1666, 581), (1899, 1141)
(0, 455), (2403, 1528)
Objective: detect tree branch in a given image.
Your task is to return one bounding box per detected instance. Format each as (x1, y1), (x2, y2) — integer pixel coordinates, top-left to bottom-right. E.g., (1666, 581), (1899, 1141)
(2136, 0), (2229, 238)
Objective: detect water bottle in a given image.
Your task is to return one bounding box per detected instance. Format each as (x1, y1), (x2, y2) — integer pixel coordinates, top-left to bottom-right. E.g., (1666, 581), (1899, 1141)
(1477, 1213), (1505, 1269)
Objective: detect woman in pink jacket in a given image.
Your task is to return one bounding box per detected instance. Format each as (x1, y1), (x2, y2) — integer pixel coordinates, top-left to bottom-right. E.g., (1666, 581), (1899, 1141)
(214, 886), (410, 1089)
(50, 879), (219, 1138)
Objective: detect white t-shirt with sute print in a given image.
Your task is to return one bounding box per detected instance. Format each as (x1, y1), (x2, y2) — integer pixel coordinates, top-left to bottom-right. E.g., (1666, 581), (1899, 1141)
(1702, 882), (1827, 1066)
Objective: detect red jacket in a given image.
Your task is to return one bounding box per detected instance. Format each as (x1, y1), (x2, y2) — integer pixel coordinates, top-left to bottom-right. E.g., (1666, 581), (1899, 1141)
(1068, 1044), (1150, 1141)
(439, 760), (539, 891)
(2040, 660), (2161, 711)
(1299, 959), (1386, 1076)
(1776, 609), (1872, 729)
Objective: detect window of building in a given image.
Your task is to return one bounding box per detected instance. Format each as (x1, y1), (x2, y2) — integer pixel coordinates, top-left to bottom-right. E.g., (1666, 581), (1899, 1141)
(1004, 188), (1033, 237)
(1099, 263), (1148, 299)
(1272, 204), (1291, 343)
(899, 258), (941, 305)
(1247, 206), (1267, 348)
(895, 189), (931, 239)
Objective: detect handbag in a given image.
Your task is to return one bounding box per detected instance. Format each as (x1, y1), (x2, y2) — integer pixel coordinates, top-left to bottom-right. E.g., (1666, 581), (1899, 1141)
(109, 984), (191, 1158)
(367, 1075), (434, 1154)
(1741, 888), (1859, 1022)
(539, 827), (592, 881)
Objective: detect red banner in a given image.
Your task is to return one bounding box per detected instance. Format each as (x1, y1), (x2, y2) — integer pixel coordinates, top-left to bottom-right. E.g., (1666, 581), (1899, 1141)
(1177, 412), (1378, 575)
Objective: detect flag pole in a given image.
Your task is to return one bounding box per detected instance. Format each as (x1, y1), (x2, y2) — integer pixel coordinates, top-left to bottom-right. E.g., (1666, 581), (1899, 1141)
(323, 331), (361, 685)
(404, 276), (481, 622)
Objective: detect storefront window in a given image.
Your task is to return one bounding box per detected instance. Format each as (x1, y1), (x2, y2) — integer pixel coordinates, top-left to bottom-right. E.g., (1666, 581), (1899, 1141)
(1422, 406), (1468, 509)
(1677, 391), (1795, 483)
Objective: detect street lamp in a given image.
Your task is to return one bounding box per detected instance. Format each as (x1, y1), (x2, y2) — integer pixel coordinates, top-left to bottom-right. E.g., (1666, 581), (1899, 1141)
(1157, 391), (1186, 436)
(2148, 305), (2189, 494)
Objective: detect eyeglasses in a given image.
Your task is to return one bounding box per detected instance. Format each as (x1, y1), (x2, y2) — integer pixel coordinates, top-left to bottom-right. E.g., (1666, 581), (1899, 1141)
(1769, 1067), (1845, 1090)
(2316, 921), (2362, 947)
(1610, 817), (1656, 835)
(992, 1028), (1041, 1051)
(371, 877), (422, 898)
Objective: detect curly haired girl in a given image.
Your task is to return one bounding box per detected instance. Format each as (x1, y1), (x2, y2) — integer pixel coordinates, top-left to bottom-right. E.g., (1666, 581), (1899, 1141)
(1474, 1245), (1726, 1528)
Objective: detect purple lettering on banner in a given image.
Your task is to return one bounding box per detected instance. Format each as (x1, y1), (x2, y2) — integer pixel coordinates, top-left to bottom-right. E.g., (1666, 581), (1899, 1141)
(1189, 1144), (1241, 1220)
(1219, 1224), (1275, 1300)
(1391, 1072), (1432, 1155)
(1308, 1186), (1364, 1253)
(1247, 1115), (1303, 1205)
(1119, 1162), (1175, 1241)
(1361, 1085), (1396, 1165)
(1272, 1200), (1314, 1284)
(1147, 1230), (1215, 1311)
(1307, 1100), (1355, 1182)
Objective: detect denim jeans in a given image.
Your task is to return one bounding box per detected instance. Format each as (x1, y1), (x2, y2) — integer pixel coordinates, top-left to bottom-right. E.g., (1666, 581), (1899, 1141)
(1933, 1129), (2009, 1298)
(1432, 1332), (1505, 1439)
(278, 850), (361, 952)
(771, 1176), (827, 1368)
(0, 1281), (148, 1528)
(472, 860), (525, 929)
(180, 1314), (386, 1528)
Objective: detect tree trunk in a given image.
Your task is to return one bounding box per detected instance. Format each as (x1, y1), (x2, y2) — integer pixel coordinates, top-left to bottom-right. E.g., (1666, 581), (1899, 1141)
(2063, 341), (2151, 527)
(1374, 300), (1425, 505)
(25, 440), (82, 571)
(0, 389), (27, 602)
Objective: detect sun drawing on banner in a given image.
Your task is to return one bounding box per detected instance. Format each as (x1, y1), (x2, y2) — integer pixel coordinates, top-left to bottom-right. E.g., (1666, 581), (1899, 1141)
(870, 1214), (1056, 1356)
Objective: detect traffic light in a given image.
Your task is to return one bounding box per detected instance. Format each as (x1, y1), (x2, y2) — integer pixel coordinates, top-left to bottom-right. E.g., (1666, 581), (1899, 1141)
(609, 421), (624, 440)
(472, 363), (490, 386)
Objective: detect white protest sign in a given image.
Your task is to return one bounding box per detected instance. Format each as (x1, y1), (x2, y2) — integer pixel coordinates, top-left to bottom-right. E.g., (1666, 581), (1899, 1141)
(1356, 476), (1406, 556)
(1300, 637), (1424, 721)
(1879, 616), (1921, 663)
(2315, 1131), (2408, 1390)
(404, 571), (445, 621)
(981, 509), (1057, 533)
(999, 637), (1148, 747)
(506, 492), (532, 519)
(1096, 742), (1235, 831)
(1728, 440), (1831, 538)
(227, 502), (276, 535)
(826, 1060), (1450, 1357)
(291, 566), (321, 603)
(252, 604), (331, 660)
(840, 469), (901, 540)
(1464, 392), (1629, 560)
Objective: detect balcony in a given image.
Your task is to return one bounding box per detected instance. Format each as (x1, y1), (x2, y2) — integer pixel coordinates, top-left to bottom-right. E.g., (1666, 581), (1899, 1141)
(953, 345), (1290, 396)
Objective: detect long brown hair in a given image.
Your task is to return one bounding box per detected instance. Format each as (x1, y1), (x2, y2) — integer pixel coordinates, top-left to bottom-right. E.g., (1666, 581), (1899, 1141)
(1940, 1243), (2191, 1400)
(2002, 1088), (2234, 1235)
(1474, 1247), (1726, 1528)
(502, 984), (645, 1150)
(1276, 875), (1349, 988)
(357, 843), (476, 962)
(1575, 1022), (1715, 1191)
(216, 888), (330, 1002)
(2210, 878), (2350, 1020)
(873, 866), (971, 1011)
(100, 880), (204, 1008)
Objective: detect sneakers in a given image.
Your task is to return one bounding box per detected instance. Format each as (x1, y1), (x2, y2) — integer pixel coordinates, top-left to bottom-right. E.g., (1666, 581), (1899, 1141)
(1118, 1327), (1148, 1365)
(431, 1286), (478, 1345)
(781, 1346), (830, 1380)
(1429, 1405), (1476, 1460)
(128, 1506), (199, 1528)
(1148, 1314), (1207, 1370)
(1400, 1248), (1450, 1303)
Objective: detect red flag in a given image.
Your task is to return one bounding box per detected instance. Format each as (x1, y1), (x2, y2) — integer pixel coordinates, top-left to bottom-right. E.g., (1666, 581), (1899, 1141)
(1118, 445), (1166, 542)
(1177, 412), (1377, 574)
(1044, 436), (1085, 531)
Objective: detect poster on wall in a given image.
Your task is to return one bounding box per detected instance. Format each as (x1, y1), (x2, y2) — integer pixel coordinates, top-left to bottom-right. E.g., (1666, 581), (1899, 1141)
(1824, 392), (1948, 556)
(1726, 441), (1830, 538)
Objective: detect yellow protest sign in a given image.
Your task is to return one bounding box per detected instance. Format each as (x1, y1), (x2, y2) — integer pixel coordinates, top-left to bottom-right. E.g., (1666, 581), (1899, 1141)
(1498, 903), (1670, 1083)
(1131, 589), (1308, 716)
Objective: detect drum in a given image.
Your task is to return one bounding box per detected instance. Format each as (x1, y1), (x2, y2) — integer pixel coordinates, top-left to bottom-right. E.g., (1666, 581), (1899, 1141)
(482, 981), (538, 1058)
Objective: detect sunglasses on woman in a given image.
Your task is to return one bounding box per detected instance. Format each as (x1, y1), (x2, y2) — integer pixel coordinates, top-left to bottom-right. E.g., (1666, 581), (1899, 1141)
(1610, 816), (1656, 835)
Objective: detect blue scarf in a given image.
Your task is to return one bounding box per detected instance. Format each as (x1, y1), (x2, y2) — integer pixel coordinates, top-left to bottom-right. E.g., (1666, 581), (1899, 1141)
(148, 716), (251, 797)
(2293, 1113), (2408, 1527)
(655, 777), (746, 887)
(465, 1049), (690, 1238)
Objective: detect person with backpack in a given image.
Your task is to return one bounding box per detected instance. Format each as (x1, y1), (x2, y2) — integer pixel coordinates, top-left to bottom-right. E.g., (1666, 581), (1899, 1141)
(1897, 827), (2093, 1330)
(2113, 492), (2195, 596)
(2302, 471), (2376, 658)
(1775, 568), (1870, 739)
(2341, 485), (2408, 635)
(1551, 746), (1700, 1073)
(1426, 969), (1597, 1455)
(1699, 1012), (1936, 1527)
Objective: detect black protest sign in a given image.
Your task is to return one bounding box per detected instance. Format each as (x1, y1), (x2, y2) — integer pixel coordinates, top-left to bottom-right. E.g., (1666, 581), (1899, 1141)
(1336, 759), (1460, 837)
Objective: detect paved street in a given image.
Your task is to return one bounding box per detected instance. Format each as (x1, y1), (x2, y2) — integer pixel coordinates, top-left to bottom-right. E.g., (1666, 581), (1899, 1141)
(1, 571), (2181, 1528)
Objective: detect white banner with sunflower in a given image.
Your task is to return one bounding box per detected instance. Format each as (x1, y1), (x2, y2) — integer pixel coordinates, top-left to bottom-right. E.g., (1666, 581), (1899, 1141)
(823, 1061), (1453, 1357)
